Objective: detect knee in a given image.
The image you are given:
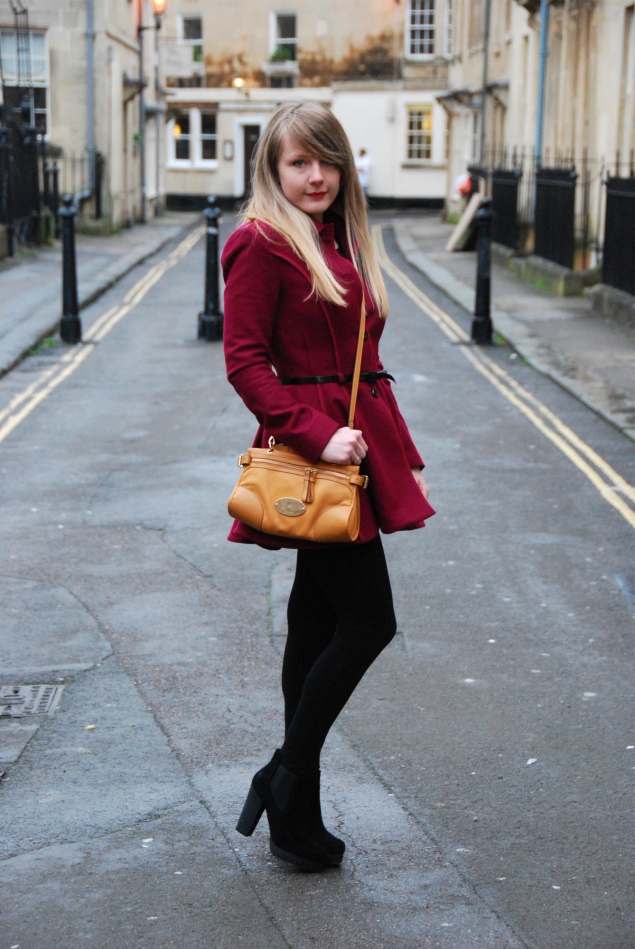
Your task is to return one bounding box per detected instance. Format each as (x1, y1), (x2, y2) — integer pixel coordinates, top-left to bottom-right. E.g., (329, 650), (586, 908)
(340, 608), (397, 656)
(376, 611), (398, 651)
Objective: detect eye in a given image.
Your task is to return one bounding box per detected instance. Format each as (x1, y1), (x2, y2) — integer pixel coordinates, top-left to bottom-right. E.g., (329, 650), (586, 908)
(292, 159), (306, 167)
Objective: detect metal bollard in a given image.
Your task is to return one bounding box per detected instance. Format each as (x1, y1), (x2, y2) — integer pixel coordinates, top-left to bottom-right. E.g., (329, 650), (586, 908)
(59, 195), (82, 344)
(471, 197), (493, 345)
(198, 196), (223, 341)
(51, 163), (60, 238)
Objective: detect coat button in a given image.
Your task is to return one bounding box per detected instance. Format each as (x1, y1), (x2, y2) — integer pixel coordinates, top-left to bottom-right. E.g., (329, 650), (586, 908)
(371, 388), (378, 398)
(364, 332), (368, 340)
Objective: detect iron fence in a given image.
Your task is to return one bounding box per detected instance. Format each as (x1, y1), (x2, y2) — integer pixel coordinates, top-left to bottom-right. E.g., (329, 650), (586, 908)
(480, 146), (635, 276)
(603, 176), (635, 296)
(0, 113), (106, 255)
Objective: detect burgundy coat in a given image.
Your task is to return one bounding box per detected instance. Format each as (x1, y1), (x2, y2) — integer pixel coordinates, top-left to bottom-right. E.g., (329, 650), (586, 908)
(222, 216), (435, 549)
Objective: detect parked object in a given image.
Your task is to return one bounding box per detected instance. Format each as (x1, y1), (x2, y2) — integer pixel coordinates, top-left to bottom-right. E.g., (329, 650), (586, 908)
(198, 196), (223, 341)
(472, 198), (493, 345)
(59, 195), (82, 344)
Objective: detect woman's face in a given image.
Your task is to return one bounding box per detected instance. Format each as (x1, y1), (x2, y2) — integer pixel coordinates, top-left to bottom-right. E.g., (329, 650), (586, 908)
(277, 137), (341, 222)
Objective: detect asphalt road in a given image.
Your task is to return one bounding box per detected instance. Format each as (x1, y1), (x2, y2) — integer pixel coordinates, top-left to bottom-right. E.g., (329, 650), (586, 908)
(1, 216), (633, 949)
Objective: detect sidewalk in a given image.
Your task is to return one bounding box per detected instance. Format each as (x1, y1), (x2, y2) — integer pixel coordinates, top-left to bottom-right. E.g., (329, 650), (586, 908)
(0, 211), (200, 377)
(391, 213), (635, 443)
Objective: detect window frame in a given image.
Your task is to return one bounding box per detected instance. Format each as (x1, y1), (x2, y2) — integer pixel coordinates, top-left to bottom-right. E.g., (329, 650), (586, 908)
(178, 15), (203, 43)
(199, 111), (218, 164)
(170, 109), (192, 165)
(167, 108), (220, 170)
(0, 29), (49, 133)
(269, 11), (297, 62)
(406, 103), (434, 162)
(405, 0), (436, 60)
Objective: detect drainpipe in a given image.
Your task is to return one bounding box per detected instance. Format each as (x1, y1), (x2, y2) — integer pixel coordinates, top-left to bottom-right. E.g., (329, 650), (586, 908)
(86, 0), (95, 193)
(535, 0), (549, 169)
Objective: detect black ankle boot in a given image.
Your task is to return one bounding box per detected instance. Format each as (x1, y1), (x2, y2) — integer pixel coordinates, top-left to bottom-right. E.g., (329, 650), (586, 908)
(306, 769), (345, 863)
(236, 756), (333, 872)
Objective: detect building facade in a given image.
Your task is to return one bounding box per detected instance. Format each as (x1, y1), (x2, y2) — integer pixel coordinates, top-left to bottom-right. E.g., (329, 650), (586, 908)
(159, 0), (454, 205)
(0, 0), (167, 229)
(441, 0), (635, 253)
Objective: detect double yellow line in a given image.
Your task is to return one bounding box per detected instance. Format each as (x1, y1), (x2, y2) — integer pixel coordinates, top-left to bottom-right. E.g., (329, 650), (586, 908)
(373, 225), (635, 530)
(0, 224), (204, 446)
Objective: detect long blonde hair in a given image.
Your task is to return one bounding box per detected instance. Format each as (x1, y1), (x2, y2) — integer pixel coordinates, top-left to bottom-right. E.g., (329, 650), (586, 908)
(242, 101), (388, 317)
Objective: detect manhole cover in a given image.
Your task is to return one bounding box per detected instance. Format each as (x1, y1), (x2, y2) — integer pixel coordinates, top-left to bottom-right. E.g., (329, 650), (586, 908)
(0, 684), (64, 718)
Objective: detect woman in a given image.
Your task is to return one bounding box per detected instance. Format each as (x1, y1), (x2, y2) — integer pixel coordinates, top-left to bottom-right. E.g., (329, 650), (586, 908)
(222, 101), (434, 873)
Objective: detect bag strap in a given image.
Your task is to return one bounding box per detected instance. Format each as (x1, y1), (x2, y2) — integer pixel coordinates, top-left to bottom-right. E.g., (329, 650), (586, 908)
(347, 299), (366, 429)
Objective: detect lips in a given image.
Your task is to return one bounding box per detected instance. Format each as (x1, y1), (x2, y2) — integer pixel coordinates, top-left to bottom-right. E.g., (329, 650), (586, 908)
(307, 192), (327, 199)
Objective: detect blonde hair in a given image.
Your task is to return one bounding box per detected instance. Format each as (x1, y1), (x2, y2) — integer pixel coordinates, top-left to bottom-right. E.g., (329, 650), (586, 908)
(242, 101), (388, 317)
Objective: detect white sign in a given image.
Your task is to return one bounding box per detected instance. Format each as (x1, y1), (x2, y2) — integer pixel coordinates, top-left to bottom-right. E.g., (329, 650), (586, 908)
(164, 44), (201, 78)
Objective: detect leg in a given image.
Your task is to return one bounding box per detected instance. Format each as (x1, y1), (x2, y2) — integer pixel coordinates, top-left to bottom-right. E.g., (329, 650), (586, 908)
(282, 552), (337, 733)
(236, 536), (396, 871)
(281, 535), (397, 771)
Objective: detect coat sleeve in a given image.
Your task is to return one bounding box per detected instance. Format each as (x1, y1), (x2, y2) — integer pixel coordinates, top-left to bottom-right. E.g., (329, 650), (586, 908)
(222, 226), (340, 462)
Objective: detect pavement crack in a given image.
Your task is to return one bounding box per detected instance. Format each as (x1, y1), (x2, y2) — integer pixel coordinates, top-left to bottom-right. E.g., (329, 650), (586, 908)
(335, 722), (534, 949)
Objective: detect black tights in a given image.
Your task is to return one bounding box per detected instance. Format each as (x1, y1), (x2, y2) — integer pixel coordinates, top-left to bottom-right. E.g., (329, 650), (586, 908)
(280, 535), (397, 772)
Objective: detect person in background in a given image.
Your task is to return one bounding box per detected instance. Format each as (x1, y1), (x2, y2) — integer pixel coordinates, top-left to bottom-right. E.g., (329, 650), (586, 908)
(355, 147), (371, 196)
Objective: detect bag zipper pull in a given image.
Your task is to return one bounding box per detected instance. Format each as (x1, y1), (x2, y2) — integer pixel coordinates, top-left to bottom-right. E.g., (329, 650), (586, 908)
(303, 468), (318, 503)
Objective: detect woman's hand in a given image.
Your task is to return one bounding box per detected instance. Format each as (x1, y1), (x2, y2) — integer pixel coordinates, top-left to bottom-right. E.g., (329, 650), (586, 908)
(320, 427), (368, 465)
(411, 467), (430, 499)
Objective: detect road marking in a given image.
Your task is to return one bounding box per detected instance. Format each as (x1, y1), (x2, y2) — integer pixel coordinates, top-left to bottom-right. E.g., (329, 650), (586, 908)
(0, 224), (205, 446)
(373, 225), (635, 530)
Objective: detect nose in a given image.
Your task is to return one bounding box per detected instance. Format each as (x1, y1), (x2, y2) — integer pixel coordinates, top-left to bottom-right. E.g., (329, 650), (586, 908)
(308, 161), (324, 183)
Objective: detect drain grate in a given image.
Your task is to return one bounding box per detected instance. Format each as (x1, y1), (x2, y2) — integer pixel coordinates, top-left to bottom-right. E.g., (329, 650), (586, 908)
(0, 684), (64, 718)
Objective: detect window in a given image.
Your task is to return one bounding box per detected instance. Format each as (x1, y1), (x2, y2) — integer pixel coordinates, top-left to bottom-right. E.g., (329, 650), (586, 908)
(272, 13), (297, 61)
(169, 109), (219, 166)
(200, 112), (217, 160)
(0, 30), (48, 132)
(407, 0), (435, 58)
(173, 111), (190, 160)
(407, 104), (433, 160)
(180, 15), (203, 63)
(270, 76), (294, 88)
(181, 16), (202, 41)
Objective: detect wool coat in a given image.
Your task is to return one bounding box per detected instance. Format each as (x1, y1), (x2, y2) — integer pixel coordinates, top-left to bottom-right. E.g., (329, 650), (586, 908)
(222, 215), (435, 549)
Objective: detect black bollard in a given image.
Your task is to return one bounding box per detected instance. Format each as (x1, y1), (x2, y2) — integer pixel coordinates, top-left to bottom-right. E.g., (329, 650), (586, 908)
(198, 196), (223, 341)
(59, 195), (82, 344)
(51, 163), (60, 238)
(471, 197), (494, 345)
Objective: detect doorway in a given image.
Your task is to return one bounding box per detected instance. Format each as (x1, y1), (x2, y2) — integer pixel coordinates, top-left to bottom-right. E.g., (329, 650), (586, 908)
(243, 125), (260, 197)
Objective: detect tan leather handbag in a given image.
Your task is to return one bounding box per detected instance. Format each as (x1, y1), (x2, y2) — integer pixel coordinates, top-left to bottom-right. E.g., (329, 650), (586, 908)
(227, 303), (369, 543)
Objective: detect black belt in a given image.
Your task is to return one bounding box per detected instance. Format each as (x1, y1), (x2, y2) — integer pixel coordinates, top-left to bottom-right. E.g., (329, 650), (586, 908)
(280, 370), (395, 385)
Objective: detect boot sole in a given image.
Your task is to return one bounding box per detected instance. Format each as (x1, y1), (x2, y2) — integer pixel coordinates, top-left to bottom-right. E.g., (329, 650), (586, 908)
(269, 840), (336, 873)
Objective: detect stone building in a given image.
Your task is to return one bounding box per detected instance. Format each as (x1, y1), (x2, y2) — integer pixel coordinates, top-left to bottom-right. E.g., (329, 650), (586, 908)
(159, 0), (454, 205)
(440, 0), (635, 252)
(0, 0), (166, 229)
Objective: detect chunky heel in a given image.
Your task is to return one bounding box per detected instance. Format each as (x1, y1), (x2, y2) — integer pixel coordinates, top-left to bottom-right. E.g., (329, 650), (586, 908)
(236, 783), (265, 836)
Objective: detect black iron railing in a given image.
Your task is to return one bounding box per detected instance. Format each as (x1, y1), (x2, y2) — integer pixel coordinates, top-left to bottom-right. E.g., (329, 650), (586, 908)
(603, 176), (635, 296)
(474, 146), (635, 277)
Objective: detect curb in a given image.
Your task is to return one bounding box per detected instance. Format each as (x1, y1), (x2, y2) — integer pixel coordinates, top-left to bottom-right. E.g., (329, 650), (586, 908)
(392, 223), (635, 444)
(0, 216), (202, 380)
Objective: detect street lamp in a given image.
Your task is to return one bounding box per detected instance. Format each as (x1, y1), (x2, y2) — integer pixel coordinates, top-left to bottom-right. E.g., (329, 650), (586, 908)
(139, 0), (170, 221)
